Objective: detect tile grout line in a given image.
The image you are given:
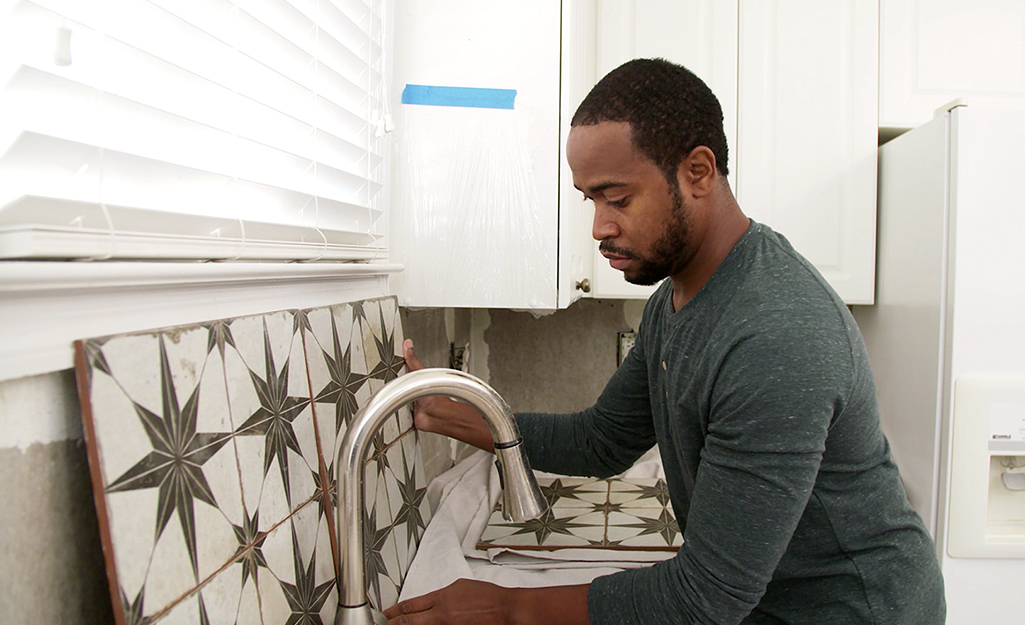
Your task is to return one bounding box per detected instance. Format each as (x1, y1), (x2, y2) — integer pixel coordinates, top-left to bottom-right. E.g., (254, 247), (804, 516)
(212, 317), (269, 622)
(298, 309), (342, 586)
(365, 422), (416, 464)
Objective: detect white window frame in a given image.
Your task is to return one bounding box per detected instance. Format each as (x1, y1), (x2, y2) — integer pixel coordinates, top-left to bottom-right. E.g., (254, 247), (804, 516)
(0, 261), (400, 381)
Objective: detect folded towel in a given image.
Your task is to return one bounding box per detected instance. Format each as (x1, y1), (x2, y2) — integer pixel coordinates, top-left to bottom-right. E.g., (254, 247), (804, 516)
(397, 448), (672, 602)
(482, 548), (673, 568)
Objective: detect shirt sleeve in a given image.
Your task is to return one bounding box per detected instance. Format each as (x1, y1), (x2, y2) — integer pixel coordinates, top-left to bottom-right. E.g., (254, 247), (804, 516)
(589, 306), (857, 625)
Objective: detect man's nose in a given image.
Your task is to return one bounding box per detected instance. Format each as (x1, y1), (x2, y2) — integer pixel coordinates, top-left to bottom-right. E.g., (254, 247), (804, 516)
(592, 205), (619, 242)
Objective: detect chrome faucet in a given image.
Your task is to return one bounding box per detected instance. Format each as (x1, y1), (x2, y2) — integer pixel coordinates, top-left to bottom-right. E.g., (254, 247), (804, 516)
(334, 368), (548, 625)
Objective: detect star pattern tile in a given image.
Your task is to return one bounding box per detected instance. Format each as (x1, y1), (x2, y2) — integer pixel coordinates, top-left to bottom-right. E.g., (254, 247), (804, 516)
(120, 587), (147, 625)
(538, 477), (610, 508)
(487, 508), (604, 547)
(105, 336), (232, 580)
(611, 506), (682, 547)
(362, 502), (394, 610)
(478, 477), (683, 551)
(231, 509), (269, 590)
(310, 308), (370, 433)
(81, 336), (112, 385)
(277, 525), (335, 625)
(76, 296), (442, 625)
(233, 318), (313, 509)
(80, 324), (245, 623)
(202, 318), (236, 359)
(391, 438), (429, 549)
(226, 311), (320, 535)
(366, 304), (406, 384)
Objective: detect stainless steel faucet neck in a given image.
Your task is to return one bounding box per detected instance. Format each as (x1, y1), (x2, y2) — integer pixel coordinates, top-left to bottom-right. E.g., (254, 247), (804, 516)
(334, 368), (547, 625)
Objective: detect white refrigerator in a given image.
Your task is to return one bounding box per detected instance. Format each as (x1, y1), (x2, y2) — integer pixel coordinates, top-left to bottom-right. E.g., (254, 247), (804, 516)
(853, 104), (1025, 623)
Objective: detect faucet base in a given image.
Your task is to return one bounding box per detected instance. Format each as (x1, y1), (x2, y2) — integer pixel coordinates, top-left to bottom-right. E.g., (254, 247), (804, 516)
(334, 603), (387, 625)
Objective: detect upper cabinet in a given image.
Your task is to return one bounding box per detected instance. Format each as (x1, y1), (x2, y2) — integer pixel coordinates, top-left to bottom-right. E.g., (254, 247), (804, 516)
(389, 0), (569, 309)
(593, 0), (879, 304)
(390, 0), (597, 310)
(390, 0), (879, 308)
(736, 0), (879, 305)
(880, 0), (1025, 129)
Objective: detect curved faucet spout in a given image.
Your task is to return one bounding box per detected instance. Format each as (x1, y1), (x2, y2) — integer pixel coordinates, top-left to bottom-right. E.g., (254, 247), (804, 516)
(334, 368), (547, 625)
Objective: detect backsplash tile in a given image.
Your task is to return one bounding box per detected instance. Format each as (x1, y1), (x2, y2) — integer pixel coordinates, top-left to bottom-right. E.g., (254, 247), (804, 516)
(362, 451), (400, 611)
(390, 431), (432, 584)
(257, 500), (336, 624)
(477, 477), (682, 552)
(80, 324), (246, 621)
(75, 296), (439, 625)
(226, 312), (319, 530)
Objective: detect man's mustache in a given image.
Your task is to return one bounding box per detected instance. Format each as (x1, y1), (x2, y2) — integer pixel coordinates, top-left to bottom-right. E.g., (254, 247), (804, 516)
(599, 239), (635, 259)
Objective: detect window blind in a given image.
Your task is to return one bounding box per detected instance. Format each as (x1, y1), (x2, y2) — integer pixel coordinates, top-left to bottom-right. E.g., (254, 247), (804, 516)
(0, 0), (388, 262)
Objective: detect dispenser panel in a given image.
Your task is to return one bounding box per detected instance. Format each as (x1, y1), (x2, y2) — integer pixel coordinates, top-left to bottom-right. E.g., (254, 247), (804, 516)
(948, 376), (1025, 558)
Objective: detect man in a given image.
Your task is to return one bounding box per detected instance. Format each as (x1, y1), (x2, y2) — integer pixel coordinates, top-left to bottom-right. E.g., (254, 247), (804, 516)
(384, 58), (946, 624)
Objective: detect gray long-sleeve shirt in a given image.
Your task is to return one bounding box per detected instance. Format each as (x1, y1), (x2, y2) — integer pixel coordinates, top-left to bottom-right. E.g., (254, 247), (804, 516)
(516, 222), (945, 624)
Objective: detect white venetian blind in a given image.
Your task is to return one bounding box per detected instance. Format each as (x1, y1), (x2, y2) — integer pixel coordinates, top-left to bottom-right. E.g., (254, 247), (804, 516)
(0, 0), (388, 261)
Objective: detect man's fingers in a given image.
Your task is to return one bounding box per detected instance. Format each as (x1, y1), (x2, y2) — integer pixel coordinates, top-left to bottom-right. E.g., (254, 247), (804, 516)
(403, 338), (426, 372)
(383, 591), (435, 619)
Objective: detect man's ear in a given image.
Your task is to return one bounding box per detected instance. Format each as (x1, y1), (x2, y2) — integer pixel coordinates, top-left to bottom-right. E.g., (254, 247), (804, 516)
(677, 146), (718, 198)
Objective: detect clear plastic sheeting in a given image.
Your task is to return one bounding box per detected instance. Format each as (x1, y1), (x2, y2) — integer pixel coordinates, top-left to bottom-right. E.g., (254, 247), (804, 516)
(392, 103), (558, 309)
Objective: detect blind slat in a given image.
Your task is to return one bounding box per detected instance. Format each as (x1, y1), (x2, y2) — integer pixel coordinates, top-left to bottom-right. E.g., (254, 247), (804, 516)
(2, 0), (387, 262)
(6, 71), (377, 203)
(26, 0), (375, 127)
(1, 133), (383, 231)
(0, 197), (384, 261)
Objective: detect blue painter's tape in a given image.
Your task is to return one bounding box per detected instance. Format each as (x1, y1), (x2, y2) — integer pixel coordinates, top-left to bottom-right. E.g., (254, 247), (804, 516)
(401, 84), (516, 110)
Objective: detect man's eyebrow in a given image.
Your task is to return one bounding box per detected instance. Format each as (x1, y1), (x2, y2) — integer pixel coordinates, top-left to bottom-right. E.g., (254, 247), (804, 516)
(575, 181), (629, 196)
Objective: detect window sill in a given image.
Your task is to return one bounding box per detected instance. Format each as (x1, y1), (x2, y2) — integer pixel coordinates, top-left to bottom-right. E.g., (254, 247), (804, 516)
(0, 261), (403, 381)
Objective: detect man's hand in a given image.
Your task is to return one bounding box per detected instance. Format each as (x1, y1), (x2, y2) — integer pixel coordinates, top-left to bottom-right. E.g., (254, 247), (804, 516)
(402, 339), (456, 435)
(402, 339), (494, 451)
(383, 579), (515, 625)
(383, 579), (591, 625)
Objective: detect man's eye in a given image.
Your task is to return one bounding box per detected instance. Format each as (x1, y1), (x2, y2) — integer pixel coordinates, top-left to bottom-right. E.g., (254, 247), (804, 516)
(608, 198), (627, 208)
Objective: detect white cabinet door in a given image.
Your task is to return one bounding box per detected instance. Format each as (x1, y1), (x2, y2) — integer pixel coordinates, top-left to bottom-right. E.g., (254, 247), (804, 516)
(390, 0), (562, 309)
(880, 0), (1025, 129)
(589, 0), (739, 299)
(737, 0), (879, 304)
(392, 0), (603, 311)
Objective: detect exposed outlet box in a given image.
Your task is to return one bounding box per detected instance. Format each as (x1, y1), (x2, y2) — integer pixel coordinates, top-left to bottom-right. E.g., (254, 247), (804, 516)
(450, 342), (469, 371)
(617, 331), (636, 366)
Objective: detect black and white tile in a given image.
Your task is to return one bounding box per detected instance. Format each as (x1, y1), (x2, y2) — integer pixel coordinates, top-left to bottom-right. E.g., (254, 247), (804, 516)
(478, 477), (682, 551)
(76, 296), (437, 625)
(83, 323), (245, 622)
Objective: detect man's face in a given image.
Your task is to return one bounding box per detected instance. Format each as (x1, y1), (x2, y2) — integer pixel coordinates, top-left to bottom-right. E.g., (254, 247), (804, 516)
(567, 121), (693, 285)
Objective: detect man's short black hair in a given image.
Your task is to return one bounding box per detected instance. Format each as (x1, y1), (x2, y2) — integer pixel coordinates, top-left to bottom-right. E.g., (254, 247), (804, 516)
(571, 58), (729, 183)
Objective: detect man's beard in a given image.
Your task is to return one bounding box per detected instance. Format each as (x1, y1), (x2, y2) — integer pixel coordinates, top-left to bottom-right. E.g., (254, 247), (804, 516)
(600, 187), (692, 286)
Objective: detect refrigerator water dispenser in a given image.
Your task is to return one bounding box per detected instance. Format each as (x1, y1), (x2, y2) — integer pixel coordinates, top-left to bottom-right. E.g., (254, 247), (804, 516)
(947, 375), (1025, 558)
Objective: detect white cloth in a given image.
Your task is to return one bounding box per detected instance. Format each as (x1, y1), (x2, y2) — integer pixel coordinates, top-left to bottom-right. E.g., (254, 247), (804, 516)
(397, 448), (672, 601)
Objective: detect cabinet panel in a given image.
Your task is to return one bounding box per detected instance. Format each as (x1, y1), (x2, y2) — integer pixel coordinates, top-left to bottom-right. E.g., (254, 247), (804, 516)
(390, 0), (561, 309)
(559, 0), (600, 309)
(880, 0), (1025, 128)
(737, 0), (878, 304)
(592, 0), (738, 299)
